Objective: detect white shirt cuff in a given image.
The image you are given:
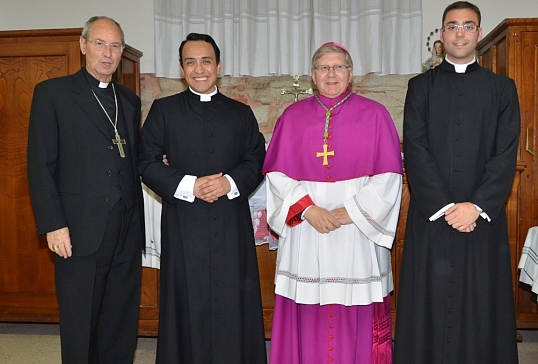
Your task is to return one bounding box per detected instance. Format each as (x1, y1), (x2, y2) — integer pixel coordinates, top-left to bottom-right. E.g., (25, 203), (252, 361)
(225, 174), (240, 200)
(174, 175), (196, 203)
(474, 204), (491, 222)
(429, 203), (455, 221)
(301, 205), (314, 220)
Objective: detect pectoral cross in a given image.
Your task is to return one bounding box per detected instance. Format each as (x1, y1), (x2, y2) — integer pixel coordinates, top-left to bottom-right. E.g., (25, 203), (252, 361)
(112, 132), (126, 158)
(316, 143), (334, 166)
(280, 75), (313, 102)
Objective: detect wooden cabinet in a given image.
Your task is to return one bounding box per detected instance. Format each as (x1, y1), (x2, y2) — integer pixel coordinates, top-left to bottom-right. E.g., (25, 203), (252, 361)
(0, 28), (159, 336)
(476, 18), (538, 328)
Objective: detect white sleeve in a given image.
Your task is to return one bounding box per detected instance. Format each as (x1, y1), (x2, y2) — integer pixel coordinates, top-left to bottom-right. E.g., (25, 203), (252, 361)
(265, 171), (308, 238)
(343, 172), (402, 249)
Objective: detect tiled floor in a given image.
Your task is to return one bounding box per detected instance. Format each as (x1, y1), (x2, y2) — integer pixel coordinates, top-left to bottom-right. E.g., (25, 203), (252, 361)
(0, 323), (537, 363)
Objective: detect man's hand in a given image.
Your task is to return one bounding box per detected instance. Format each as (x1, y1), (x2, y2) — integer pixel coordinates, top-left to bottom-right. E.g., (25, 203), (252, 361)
(47, 227), (72, 258)
(329, 207), (353, 225)
(304, 205), (342, 234)
(445, 202), (480, 233)
(195, 173), (230, 203)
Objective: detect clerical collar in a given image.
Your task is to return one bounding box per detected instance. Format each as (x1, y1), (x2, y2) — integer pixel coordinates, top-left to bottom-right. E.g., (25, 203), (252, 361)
(83, 67), (112, 89)
(445, 56), (476, 73)
(189, 86), (217, 102)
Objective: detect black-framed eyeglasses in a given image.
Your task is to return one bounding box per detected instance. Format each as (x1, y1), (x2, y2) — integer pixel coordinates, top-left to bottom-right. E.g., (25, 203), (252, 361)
(86, 39), (124, 53)
(442, 23), (479, 33)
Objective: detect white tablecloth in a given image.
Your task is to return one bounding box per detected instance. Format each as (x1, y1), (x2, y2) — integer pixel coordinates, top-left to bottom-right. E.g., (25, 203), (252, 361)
(141, 180), (277, 269)
(518, 226), (538, 301)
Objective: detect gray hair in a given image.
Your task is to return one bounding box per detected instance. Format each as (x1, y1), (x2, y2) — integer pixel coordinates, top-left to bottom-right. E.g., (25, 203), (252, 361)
(81, 16), (125, 46)
(311, 44), (353, 70)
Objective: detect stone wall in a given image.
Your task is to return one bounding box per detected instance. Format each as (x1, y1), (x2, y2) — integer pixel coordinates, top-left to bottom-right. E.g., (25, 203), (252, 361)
(140, 73), (416, 142)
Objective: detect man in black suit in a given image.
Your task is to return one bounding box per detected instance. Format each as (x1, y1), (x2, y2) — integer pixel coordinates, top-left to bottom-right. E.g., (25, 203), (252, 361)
(27, 16), (144, 364)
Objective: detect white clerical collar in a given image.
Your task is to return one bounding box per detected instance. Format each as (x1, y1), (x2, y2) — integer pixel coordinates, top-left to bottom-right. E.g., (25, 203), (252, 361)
(98, 81), (109, 89)
(445, 56), (476, 73)
(189, 86), (217, 102)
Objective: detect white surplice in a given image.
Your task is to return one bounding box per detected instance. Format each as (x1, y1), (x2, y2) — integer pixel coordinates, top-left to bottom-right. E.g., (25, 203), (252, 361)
(266, 171), (402, 306)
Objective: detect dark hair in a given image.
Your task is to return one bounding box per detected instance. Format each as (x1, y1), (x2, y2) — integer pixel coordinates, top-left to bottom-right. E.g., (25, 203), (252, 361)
(81, 16), (125, 45)
(178, 33), (221, 66)
(442, 1), (481, 27)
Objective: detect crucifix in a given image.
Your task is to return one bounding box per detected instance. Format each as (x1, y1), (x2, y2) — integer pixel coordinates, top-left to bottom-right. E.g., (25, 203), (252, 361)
(316, 143), (334, 166)
(112, 132), (126, 158)
(280, 75), (313, 102)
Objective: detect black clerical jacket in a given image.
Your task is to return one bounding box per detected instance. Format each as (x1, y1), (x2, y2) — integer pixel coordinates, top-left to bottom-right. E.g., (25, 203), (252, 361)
(27, 68), (145, 256)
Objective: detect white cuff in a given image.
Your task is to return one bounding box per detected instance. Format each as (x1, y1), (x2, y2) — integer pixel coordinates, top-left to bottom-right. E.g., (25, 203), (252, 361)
(300, 205), (314, 220)
(174, 175), (197, 203)
(474, 204), (491, 222)
(429, 203), (455, 221)
(225, 174), (240, 200)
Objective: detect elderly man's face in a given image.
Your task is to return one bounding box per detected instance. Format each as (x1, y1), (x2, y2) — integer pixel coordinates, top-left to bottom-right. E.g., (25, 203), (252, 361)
(80, 19), (123, 83)
(311, 52), (353, 99)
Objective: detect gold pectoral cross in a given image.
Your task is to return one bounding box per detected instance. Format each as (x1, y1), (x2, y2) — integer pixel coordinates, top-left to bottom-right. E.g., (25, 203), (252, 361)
(316, 143), (334, 166)
(112, 132), (126, 158)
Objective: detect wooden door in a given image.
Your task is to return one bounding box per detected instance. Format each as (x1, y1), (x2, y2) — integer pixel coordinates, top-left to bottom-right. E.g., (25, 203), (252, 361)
(0, 40), (81, 321)
(515, 28), (538, 327)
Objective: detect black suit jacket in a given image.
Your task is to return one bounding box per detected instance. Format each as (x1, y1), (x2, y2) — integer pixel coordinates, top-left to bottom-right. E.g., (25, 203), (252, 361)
(27, 68), (144, 256)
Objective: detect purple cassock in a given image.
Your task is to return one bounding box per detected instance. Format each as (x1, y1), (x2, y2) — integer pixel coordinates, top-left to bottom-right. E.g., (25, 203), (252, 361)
(263, 89), (403, 180)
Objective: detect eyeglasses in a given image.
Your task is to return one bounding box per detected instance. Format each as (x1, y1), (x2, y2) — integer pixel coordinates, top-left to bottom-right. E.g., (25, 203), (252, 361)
(442, 23), (479, 33)
(86, 39), (124, 53)
(313, 65), (350, 74)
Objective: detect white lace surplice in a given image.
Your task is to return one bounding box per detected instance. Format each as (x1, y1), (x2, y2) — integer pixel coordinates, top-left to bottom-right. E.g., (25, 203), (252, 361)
(266, 171), (402, 306)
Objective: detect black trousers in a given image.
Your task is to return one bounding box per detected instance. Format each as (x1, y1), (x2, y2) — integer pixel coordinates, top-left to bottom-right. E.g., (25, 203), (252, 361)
(55, 199), (142, 364)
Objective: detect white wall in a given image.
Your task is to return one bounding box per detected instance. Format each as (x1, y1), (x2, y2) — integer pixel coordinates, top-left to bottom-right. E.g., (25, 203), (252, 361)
(1, 0), (536, 74)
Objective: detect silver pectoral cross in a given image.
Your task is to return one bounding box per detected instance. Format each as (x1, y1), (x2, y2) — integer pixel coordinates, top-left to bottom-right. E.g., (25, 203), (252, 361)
(112, 132), (126, 158)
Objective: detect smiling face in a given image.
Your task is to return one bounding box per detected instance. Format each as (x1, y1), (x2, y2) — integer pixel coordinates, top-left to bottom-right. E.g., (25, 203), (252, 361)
(180, 40), (221, 94)
(311, 51), (353, 99)
(80, 19), (123, 82)
(440, 8), (482, 64)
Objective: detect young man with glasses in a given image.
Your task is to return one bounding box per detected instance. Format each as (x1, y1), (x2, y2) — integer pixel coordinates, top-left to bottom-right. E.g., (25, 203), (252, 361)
(27, 16), (144, 363)
(394, 2), (520, 363)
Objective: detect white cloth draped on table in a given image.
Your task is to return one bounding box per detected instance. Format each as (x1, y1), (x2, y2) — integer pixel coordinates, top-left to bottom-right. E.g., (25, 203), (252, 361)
(154, 0), (422, 77)
(519, 226), (538, 301)
(142, 180), (277, 269)
(142, 183), (162, 269)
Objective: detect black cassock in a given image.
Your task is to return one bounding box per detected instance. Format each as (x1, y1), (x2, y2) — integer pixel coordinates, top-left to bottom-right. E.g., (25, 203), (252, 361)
(394, 61), (520, 364)
(139, 89), (267, 363)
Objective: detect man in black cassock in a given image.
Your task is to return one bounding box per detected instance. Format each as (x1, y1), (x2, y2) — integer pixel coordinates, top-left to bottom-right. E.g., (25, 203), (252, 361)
(394, 2), (520, 364)
(138, 33), (267, 363)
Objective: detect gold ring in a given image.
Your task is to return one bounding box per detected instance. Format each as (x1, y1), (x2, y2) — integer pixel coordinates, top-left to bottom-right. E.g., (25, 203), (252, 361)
(52, 245), (58, 251)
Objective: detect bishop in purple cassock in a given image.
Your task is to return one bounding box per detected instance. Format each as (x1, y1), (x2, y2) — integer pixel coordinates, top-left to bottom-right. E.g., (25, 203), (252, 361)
(263, 42), (403, 364)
